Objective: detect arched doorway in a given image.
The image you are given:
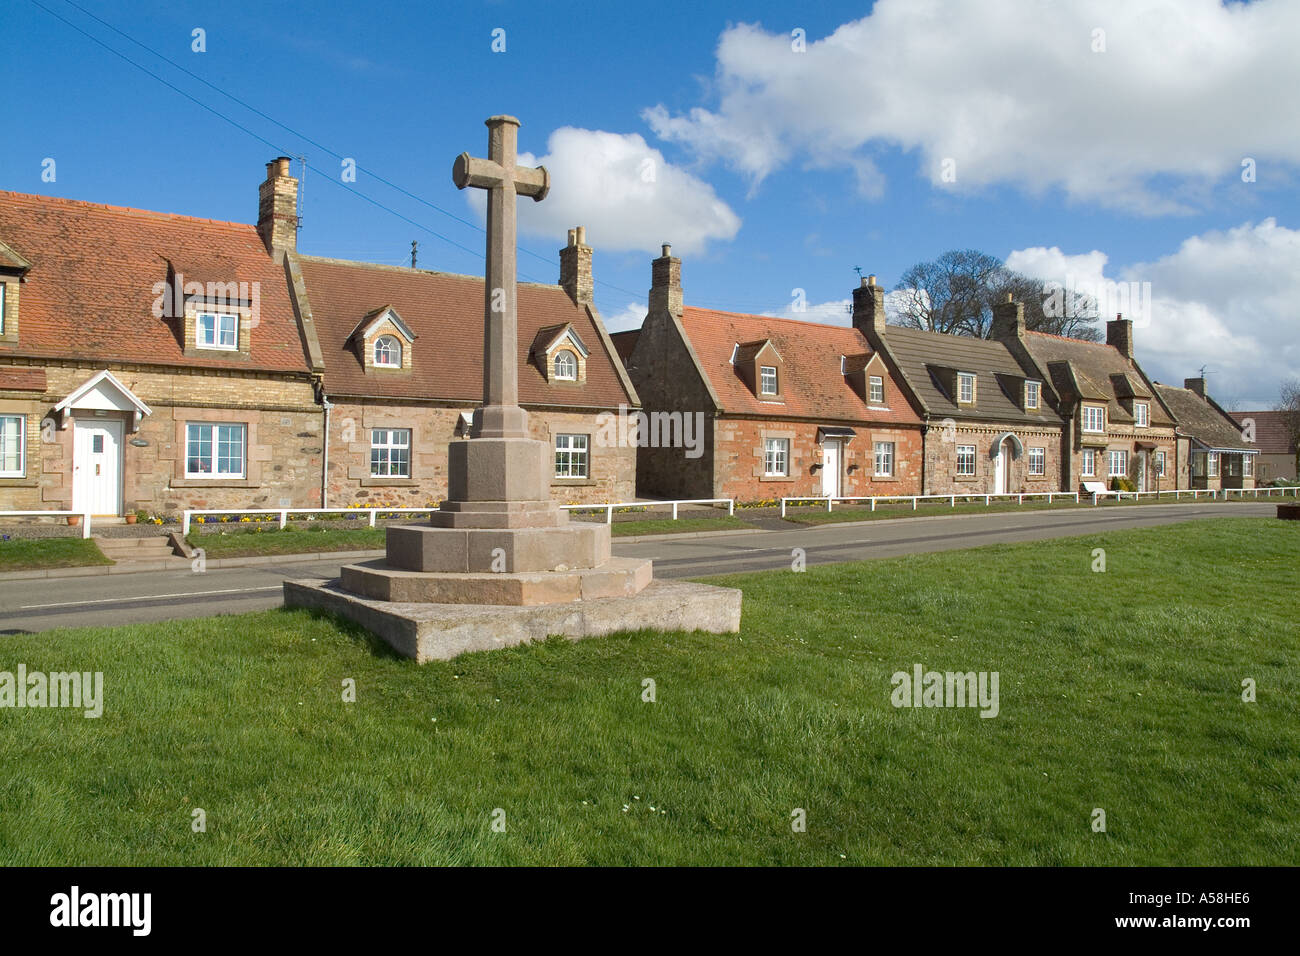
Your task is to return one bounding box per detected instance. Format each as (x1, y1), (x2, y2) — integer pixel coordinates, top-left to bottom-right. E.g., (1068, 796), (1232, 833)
(990, 432), (1024, 495)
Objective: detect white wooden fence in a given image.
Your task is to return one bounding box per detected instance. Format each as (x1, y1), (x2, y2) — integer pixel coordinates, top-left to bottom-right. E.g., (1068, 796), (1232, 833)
(780, 492), (1079, 518)
(562, 498), (735, 525)
(0, 510), (93, 538)
(182, 507), (433, 536)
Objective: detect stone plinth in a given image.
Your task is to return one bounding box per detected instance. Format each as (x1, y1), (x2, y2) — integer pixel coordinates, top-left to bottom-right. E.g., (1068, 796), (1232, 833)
(1278, 503), (1300, 521)
(340, 555), (651, 606)
(386, 522), (610, 573)
(283, 577), (743, 663)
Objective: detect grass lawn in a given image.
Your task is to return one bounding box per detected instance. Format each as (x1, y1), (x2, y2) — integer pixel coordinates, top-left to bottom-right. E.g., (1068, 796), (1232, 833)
(1, 517), (1296, 865)
(187, 525), (388, 557)
(0, 537), (110, 571)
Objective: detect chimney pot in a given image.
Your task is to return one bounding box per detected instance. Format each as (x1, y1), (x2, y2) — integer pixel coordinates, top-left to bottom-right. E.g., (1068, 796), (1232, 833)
(868, 274), (876, 287)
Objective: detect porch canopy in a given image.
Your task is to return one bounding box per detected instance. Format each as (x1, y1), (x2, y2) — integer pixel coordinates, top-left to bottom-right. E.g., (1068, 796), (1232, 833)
(53, 369), (152, 432)
(989, 431), (1024, 459)
(816, 425), (857, 443)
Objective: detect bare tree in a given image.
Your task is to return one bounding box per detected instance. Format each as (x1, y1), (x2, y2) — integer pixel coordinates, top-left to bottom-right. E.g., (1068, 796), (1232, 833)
(893, 250), (1002, 336)
(894, 249), (1101, 340)
(1279, 379), (1300, 476)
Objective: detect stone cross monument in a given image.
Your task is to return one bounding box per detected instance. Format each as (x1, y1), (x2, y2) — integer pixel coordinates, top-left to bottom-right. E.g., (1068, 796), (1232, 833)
(452, 115), (548, 441)
(283, 115), (740, 661)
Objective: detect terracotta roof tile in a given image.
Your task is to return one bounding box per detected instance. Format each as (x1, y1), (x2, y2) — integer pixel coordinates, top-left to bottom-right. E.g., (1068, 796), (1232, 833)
(0, 190), (310, 373)
(679, 308), (921, 425)
(297, 257), (632, 409)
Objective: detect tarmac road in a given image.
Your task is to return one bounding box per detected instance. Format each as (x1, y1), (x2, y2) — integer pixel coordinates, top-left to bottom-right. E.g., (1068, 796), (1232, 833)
(0, 501), (1277, 634)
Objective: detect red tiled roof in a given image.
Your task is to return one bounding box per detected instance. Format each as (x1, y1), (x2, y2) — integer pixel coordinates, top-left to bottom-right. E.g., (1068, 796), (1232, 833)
(297, 257), (633, 409)
(0, 190), (309, 373)
(1229, 410), (1297, 455)
(0, 367), (46, 391)
(679, 307), (921, 425)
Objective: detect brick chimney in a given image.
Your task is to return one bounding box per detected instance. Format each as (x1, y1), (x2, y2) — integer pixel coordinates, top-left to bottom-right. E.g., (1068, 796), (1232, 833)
(649, 243), (682, 318)
(851, 274), (887, 337)
(991, 291), (1025, 340)
(558, 226), (593, 307)
(258, 157), (298, 259)
(1184, 376), (1206, 398)
(1106, 313), (1134, 358)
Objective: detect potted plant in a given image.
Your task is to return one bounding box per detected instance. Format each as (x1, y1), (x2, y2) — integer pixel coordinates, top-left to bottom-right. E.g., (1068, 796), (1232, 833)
(125, 513), (137, 524)
(67, 514), (82, 527)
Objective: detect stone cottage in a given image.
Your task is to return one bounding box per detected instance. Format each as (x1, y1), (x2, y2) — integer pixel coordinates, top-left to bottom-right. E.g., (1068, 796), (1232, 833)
(289, 226), (639, 507)
(0, 160), (321, 518)
(1008, 316), (1180, 492)
(612, 249), (923, 502)
(858, 286), (1067, 496)
(1228, 409), (1296, 482)
(1155, 378), (1257, 491)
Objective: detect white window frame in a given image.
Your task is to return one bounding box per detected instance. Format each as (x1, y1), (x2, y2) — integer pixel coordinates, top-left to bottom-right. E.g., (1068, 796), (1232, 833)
(759, 365), (778, 396)
(763, 437), (789, 477)
(197, 312), (238, 351)
(555, 433), (589, 479)
(1082, 405), (1105, 433)
(869, 375), (884, 404)
(373, 335), (402, 368)
(369, 428), (411, 478)
(1207, 452), (1220, 478)
(553, 349), (577, 381)
(956, 444), (976, 476)
(185, 422), (246, 478)
(1135, 402), (1149, 428)
(1108, 450), (1128, 478)
(0, 414), (24, 477)
(874, 441), (895, 477)
(1028, 447), (1045, 476)
(1244, 454), (1254, 477)
(957, 372), (975, 404)
(1082, 448), (1096, 477)
(1025, 380), (1040, 410)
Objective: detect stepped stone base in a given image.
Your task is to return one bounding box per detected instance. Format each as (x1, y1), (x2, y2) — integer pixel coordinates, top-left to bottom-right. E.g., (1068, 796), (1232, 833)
(283, 577), (743, 663)
(339, 555), (651, 605)
(386, 522), (609, 573)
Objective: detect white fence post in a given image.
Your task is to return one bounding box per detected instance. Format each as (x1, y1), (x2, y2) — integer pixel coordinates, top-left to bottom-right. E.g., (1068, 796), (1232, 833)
(728, 499), (735, 516)
(672, 502), (679, 520)
(82, 512), (91, 539)
(369, 509), (377, 528)
(182, 510), (192, 536)
(279, 510), (288, 530)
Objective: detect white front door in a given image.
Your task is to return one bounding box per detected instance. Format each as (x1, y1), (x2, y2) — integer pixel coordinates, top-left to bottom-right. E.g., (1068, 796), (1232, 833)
(1137, 451), (1148, 491)
(822, 440), (841, 498)
(993, 441), (1007, 495)
(73, 419), (123, 516)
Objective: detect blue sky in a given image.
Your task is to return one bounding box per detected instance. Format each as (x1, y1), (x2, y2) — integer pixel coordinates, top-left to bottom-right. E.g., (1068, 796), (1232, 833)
(3, 0), (1298, 406)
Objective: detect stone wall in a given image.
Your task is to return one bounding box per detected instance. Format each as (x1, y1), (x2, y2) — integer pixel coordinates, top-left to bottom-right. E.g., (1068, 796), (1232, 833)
(713, 416), (922, 502)
(625, 312), (718, 499)
(324, 399), (636, 507)
(0, 361), (320, 515)
(924, 422), (1064, 495)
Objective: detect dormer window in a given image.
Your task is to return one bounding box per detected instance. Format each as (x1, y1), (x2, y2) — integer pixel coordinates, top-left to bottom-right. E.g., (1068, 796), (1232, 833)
(554, 349), (577, 380)
(1134, 402), (1149, 427)
(373, 335), (402, 368)
(869, 375), (885, 404)
(1083, 405), (1105, 433)
(1025, 380), (1040, 410)
(197, 312), (238, 350)
(760, 366), (778, 395)
(957, 372), (976, 404)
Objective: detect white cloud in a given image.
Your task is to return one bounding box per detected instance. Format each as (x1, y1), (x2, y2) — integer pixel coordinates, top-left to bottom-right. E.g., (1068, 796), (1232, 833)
(644, 0), (1300, 211)
(466, 127), (740, 255)
(600, 301), (647, 333)
(1008, 220), (1300, 406)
